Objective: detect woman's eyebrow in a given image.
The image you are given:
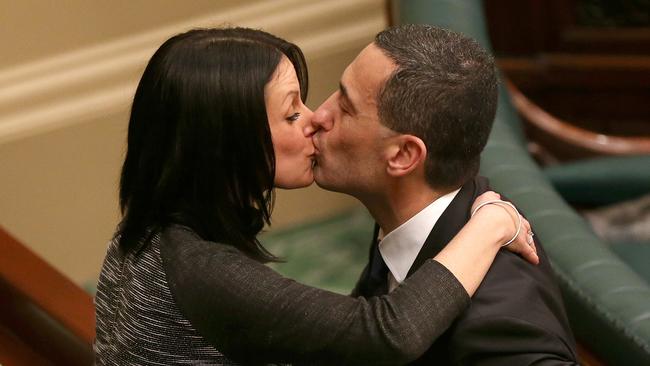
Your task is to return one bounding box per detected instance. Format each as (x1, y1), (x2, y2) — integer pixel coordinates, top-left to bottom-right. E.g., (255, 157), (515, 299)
(282, 90), (299, 107)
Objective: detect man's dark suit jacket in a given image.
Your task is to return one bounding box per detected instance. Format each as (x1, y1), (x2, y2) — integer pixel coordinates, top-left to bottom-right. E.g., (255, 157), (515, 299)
(352, 176), (579, 365)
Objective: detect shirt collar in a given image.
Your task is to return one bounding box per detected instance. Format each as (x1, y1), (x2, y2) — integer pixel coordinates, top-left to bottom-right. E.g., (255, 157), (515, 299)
(378, 188), (461, 283)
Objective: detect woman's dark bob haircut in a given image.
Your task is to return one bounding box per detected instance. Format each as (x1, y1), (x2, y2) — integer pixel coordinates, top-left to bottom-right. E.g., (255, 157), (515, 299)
(118, 27), (308, 262)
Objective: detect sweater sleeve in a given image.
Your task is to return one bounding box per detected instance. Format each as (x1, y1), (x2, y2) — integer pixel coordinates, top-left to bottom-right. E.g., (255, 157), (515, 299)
(161, 226), (469, 365)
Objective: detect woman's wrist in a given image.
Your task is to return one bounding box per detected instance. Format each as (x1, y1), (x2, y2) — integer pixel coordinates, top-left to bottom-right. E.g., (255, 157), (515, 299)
(469, 204), (516, 245)
(471, 200), (522, 247)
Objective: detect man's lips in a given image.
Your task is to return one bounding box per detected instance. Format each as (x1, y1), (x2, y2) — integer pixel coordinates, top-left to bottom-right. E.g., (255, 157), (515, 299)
(311, 133), (321, 151)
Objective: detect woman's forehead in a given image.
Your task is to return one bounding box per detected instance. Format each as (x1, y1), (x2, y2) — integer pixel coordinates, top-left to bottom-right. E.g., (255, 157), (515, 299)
(266, 57), (300, 99)
(272, 56), (298, 84)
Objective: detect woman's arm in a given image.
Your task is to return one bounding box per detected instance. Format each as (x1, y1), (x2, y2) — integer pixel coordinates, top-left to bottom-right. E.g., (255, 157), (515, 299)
(163, 226), (467, 365)
(162, 201), (526, 365)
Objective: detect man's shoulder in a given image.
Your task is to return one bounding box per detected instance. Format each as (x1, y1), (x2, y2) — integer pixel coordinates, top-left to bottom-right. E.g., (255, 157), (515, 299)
(465, 247), (565, 321)
(451, 245), (576, 348)
(436, 247), (579, 363)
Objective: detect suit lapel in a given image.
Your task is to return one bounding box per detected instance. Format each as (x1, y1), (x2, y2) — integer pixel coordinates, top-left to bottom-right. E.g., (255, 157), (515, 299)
(406, 176), (490, 278)
(357, 176), (490, 293)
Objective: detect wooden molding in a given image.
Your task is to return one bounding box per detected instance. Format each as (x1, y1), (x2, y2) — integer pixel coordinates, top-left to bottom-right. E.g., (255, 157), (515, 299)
(0, 324), (50, 366)
(0, 0), (385, 144)
(577, 342), (607, 366)
(498, 54), (650, 90)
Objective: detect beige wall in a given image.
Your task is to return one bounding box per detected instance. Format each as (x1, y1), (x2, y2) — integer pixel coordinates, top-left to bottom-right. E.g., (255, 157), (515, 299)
(0, 0), (385, 286)
(0, 0), (231, 69)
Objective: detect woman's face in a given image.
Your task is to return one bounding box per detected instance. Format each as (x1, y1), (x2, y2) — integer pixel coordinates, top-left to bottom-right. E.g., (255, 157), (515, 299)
(265, 56), (315, 189)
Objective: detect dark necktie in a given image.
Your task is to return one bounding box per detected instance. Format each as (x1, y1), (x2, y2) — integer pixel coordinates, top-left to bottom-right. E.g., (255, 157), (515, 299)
(364, 241), (390, 296)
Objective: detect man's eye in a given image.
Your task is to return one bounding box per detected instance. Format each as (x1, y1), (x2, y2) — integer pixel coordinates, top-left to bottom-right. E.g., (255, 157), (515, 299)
(287, 112), (301, 122)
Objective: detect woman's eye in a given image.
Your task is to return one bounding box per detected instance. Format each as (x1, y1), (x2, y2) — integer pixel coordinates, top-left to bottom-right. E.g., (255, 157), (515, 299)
(287, 112), (301, 122)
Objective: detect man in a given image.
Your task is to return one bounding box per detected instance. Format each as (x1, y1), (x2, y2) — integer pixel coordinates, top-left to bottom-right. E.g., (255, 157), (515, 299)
(311, 24), (578, 365)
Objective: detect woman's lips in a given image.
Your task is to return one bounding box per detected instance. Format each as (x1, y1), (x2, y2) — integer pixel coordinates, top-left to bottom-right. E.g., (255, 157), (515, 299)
(310, 150), (320, 168)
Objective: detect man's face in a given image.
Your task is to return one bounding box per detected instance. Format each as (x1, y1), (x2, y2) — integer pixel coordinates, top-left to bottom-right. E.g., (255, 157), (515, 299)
(311, 43), (397, 197)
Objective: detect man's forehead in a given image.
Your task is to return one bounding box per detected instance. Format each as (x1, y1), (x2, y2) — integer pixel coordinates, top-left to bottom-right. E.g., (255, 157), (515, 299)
(342, 43), (396, 102)
(359, 43), (395, 72)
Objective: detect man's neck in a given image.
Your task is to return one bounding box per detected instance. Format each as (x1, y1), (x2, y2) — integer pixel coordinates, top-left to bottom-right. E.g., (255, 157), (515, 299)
(361, 179), (458, 235)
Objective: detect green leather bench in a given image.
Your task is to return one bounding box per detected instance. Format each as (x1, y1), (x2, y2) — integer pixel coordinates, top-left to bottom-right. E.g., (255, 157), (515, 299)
(263, 209), (374, 295)
(544, 155), (650, 284)
(544, 155), (650, 207)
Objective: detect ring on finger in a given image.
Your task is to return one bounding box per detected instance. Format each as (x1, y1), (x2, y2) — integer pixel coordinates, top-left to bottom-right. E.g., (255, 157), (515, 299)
(526, 231), (534, 245)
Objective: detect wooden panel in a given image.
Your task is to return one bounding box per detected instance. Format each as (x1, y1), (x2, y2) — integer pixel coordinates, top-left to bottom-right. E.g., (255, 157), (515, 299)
(498, 54), (650, 90)
(485, 0), (649, 56)
(498, 54), (650, 138)
(0, 324), (51, 366)
(560, 27), (650, 54)
(0, 227), (94, 364)
(506, 80), (650, 162)
(577, 341), (606, 366)
(484, 0), (576, 55)
(0, 227), (94, 343)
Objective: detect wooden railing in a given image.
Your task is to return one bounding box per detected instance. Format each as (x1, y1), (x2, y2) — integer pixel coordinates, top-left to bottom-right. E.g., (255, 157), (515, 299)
(505, 78), (650, 163)
(498, 53), (650, 164)
(0, 226), (95, 365)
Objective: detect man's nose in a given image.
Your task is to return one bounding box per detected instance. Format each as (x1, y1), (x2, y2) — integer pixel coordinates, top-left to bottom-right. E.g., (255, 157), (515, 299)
(309, 106), (334, 133)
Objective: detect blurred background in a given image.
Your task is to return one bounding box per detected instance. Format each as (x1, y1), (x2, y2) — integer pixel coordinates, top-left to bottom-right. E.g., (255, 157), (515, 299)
(1, 1), (649, 365)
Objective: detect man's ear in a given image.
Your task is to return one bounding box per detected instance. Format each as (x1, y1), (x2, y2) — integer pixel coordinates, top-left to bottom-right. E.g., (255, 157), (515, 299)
(386, 135), (427, 177)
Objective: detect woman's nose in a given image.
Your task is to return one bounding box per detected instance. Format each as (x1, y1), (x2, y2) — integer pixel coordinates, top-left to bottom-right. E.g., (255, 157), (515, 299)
(302, 107), (316, 137)
(309, 106), (333, 133)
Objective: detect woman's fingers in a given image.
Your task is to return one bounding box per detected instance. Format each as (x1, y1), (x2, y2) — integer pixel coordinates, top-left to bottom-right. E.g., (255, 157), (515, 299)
(506, 215), (539, 265)
(518, 241), (539, 265)
(523, 217), (537, 254)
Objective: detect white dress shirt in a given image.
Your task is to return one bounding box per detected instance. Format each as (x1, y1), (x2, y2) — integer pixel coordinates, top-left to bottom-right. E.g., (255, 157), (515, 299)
(379, 188), (461, 292)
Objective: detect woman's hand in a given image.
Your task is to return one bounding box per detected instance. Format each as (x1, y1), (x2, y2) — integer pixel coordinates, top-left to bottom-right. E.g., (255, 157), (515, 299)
(434, 190), (539, 295)
(471, 191), (539, 265)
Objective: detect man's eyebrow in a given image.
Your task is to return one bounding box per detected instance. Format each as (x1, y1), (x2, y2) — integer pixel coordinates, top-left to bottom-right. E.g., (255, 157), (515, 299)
(339, 82), (357, 114)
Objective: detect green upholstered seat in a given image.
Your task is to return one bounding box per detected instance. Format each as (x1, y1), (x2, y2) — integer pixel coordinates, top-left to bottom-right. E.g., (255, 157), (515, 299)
(544, 155), (650, 207)
(261, 209), (373, 295)
(610, 242), (650, 283)
(545, 154), (650, 285)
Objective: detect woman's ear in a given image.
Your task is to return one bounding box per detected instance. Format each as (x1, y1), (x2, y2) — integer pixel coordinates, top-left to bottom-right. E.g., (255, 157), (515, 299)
(386, 135), (427, 177)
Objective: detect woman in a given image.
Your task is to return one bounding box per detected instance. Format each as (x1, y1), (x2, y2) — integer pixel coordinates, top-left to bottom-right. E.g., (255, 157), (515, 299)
(95, 27), (536, 365)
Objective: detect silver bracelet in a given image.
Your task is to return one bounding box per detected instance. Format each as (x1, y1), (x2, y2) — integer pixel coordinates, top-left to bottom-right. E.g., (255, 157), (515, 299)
(471, 199), (522, 247)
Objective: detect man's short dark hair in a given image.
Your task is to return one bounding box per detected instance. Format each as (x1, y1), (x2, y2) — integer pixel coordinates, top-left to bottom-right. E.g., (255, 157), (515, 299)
(375, 24), (498, 189)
